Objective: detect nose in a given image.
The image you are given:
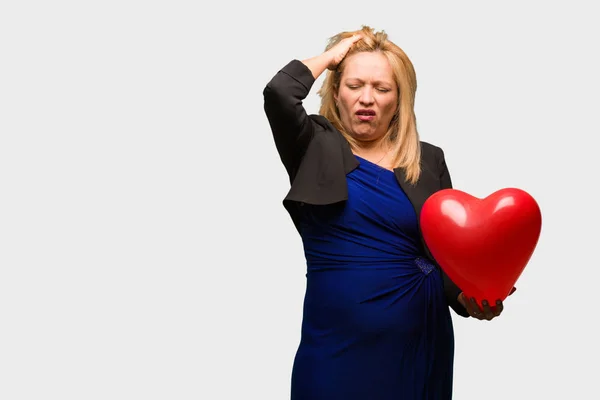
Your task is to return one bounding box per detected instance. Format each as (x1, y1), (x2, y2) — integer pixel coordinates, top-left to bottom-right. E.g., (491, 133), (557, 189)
(359, 87), (374, 105)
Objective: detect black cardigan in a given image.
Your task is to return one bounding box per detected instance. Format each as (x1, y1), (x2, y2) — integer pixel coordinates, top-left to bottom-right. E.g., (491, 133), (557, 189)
(263, 59), (469, 318)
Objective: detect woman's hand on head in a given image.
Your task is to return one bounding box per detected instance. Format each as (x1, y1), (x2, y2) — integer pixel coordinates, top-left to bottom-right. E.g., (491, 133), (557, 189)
(326, 34), (363, 70)
(457, 287), (516, 321)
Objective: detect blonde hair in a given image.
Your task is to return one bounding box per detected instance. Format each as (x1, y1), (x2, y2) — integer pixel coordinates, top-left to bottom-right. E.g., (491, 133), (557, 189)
(318, 26), (421, 184)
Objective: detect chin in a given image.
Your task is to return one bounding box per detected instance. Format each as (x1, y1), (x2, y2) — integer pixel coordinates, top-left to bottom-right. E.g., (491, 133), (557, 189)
(350, 129), (378, 141)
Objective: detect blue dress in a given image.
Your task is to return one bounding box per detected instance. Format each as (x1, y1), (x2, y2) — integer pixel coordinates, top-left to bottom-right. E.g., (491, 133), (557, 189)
(291, 156), (455, 399)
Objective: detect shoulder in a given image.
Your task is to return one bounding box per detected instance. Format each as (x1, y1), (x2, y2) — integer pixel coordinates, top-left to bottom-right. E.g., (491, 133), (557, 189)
(307, 114), (346, 144)
(420, 141), (445, 164)
(309, 114), (337, 132)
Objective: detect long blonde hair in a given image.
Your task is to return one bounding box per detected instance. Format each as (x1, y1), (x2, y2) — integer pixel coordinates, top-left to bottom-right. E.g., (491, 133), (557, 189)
(318, 26), (422, 184)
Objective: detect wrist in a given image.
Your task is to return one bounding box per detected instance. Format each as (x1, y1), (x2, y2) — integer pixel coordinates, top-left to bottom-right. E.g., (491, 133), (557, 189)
(301, 53), (331, 80)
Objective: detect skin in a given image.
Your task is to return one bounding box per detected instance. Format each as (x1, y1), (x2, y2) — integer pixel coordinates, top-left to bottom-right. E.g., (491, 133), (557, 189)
(458, 287), (516, 320)
(333, 51), (398, 148)
(302, 34), (516, 321)
(302, 34), (397, 165)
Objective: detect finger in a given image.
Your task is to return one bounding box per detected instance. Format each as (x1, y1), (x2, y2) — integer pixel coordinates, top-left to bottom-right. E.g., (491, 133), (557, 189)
(344, 35), (362, 52)
(457, 293), (467, 309)
(481, 300), (495, 321)
(349, 33), (363, 42)
(509, 287), (517, 295)
(461, 294), (475, 315)
(494, 300), (504, 316)
(466, 297), (477, 318)
(334, 36), (361, 63)
(343, 35), (363, 51)
(469, 297), (484, 319)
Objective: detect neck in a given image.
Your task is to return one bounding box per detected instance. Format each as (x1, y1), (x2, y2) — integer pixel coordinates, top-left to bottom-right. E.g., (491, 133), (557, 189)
(354, 137), (389, 156)
(353, 138), (393, 169)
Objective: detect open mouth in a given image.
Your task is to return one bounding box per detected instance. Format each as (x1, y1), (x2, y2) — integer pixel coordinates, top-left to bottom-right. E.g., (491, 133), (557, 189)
(356, 109), (376, 121)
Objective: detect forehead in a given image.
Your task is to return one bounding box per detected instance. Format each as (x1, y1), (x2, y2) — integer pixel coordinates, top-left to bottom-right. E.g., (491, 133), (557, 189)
(341, 52), (395, 83)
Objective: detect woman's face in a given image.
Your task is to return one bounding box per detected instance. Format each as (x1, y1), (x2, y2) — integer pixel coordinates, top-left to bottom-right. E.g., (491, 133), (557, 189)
(335, 51), (399, 144)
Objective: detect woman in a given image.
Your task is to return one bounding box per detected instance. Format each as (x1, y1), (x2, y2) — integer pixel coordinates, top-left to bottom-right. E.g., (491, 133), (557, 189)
(263, 26), (510, 399)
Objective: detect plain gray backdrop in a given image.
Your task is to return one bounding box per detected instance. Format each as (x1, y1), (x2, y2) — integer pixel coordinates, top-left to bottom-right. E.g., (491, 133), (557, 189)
(1, 1), (598, 399)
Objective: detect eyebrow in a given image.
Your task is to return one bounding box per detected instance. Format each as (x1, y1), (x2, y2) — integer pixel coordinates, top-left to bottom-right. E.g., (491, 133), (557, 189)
(344, 77), (395, 86)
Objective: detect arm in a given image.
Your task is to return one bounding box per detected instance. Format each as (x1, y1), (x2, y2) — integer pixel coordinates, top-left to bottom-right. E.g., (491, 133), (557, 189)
(263, 34), (362, 181)
(438, 148), (471, 318)
(263, 60), (317, 181)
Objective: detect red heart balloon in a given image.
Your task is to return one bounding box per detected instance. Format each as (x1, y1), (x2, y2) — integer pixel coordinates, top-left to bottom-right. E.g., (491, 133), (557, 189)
(420, 188), (542, 307)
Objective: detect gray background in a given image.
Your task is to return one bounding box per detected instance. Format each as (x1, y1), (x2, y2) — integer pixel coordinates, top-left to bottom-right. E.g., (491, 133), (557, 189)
(1, 1), (598, 399)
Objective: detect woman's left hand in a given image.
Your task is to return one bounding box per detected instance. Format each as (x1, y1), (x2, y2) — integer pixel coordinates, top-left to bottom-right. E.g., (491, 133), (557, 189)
(458, 287), (516, 321)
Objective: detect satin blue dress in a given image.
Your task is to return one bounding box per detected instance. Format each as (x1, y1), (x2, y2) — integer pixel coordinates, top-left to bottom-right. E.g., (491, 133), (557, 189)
(291, 156), (455, 399)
